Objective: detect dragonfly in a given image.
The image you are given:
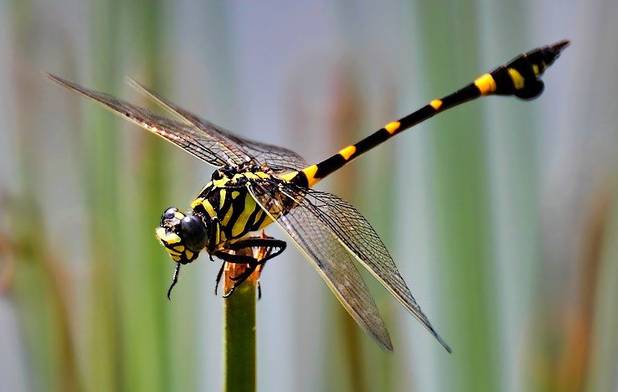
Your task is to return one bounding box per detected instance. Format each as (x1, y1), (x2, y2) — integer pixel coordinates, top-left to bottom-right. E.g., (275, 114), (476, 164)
(50, 40), (568, 352)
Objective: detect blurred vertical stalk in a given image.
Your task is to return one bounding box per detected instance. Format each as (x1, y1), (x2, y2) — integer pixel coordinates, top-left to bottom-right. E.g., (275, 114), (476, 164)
(477, 3), (539, 392)
(8, 1), (81, 391)
(223, 285), (256, 392)
(121, 1), (171, 391)
(222, 244), (269, 392)
(587, 185), (618, 392)
(327, 66), (369, 392)
(223, 272), (257, 392)
(413, 1), (499, 391)
(84, 0), (122, 390)
(330, 4), (394, 389)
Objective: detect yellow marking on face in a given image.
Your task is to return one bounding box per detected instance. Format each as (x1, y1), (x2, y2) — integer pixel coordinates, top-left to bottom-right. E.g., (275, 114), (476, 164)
(532, 64), (540, 76)
(277, 170), (299, 182)
(256, 171), (270, 179)
(173, 211), (184, 220)
(172, 255), (181, 262)
(185, 250), (194, 260)
(219, 190), (227, 209)
(430, 99), (443, 110)
(473, 73), (496, 95)
(173, 245), (185, 252)
(231, 194), (255, 237)
(384, 121), (400, 135)
(507, 68), (525, 90)
(338, 145), (356, 160)
(302, 164), (319, 187)
(156, 227), (181, 244)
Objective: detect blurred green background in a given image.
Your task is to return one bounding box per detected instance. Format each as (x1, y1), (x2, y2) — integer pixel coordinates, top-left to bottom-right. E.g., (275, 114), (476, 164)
(1, 1), (617, 391)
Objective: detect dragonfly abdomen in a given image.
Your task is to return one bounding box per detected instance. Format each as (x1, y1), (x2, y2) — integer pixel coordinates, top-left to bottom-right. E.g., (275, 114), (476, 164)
(287, 40), (569, 188)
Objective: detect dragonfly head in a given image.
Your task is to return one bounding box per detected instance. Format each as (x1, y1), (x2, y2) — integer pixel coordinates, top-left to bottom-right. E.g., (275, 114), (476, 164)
(156, 207), (208, 264)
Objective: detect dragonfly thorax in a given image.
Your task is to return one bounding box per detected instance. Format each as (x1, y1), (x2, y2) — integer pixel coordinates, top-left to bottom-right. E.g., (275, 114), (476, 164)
(156, 207), (209, 264)
(189, 169), (281, 247)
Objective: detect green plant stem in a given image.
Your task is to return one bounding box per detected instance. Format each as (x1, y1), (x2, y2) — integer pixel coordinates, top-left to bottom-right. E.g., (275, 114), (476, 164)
(223, 273), (257, 392)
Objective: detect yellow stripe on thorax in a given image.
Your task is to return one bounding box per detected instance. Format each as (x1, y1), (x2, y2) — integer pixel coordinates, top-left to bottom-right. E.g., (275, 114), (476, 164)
(258, 213), (274, 230)
(474, 73), (496, 95)
(242, 172), (260, 180)
(231, 193), (257, 237)
(220, 200), (234, 226)
(219, 189), (227, 209)
(212, 177), (230, 188)
(254, 210), (272, 230)
(191, 197), (217, 218)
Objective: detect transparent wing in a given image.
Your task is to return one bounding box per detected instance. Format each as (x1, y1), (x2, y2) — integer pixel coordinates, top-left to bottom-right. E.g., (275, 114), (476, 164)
(128, 79), (308, 171)
(247, 181), (393, 350)
(220, 133), (307, 171)
(283, 185), (451, 352)
(49, 74), (245, 168)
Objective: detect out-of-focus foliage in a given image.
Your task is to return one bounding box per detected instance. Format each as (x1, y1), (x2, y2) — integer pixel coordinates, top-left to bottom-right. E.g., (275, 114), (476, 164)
(1, 1), (616, 391)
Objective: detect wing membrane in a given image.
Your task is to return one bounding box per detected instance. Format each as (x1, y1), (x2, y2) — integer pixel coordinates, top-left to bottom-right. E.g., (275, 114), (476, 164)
(223, 134), (307, 171)
(247, 181), (393, 350)
(128, 78), (307, 171)
(49, 74), (244, 167)
(284, 186), (451, 352)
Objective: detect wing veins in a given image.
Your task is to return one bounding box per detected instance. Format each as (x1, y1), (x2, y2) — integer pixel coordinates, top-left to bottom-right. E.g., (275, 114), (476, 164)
(128, 78), (307, 170)
(127, 78), (251, 166)
(49, 74), (237, 167)
(278, 184), (451, 352)
(247, 181), (393, 350)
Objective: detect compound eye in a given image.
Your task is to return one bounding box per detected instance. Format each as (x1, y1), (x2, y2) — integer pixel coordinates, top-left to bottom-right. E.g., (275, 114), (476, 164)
(161, 207), (179, 225)
(180, 215), (207, 251)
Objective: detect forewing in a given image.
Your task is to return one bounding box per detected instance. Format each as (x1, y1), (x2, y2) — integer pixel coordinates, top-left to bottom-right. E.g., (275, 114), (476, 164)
(280, 185), (451, 353)
(221, 134), (307, 171)
(49, 74), (238, 168)
(128, 79), (307, 171)
(247, 181), (393, 350)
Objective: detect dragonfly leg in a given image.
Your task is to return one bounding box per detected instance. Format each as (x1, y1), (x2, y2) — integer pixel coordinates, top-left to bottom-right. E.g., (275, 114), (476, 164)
(214, 262), (225, 295)
(225, 237), (286, 262)
(213, 237), (287, 297)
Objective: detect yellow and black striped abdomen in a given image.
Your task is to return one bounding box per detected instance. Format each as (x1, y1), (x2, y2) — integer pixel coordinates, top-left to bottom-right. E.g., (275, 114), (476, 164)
(477, 40), (569, 99)
(285, 40), (568, 188)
